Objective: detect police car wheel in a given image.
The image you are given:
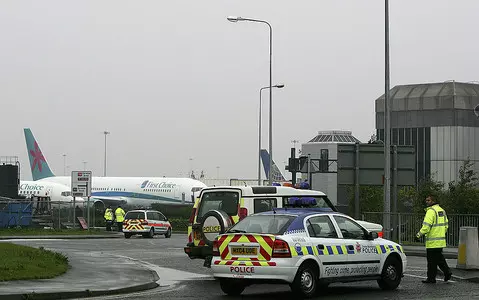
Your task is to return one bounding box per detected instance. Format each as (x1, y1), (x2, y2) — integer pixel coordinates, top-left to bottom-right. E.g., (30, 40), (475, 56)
(165, 228), (172, 238)
(377, 256), (402, 290)
(219, 278), (245, 296)
(290, 262), (318, 298)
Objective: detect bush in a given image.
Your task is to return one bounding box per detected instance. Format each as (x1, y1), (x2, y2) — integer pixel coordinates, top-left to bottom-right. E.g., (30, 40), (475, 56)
(170, 218), (189, 232)
(150, 203), (193, 219)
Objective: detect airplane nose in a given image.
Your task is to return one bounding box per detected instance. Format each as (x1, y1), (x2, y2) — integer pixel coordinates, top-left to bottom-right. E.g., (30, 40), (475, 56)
(69, 196), (85, 203)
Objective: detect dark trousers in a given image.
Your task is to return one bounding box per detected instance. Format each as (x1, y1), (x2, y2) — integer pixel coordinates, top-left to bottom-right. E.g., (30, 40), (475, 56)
(117, 222), (123, 232)
(426, 248), (451, 280)
(105, 220), (112, 231)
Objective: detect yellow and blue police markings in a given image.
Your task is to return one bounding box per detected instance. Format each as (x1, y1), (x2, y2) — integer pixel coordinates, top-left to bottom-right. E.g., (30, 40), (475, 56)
(290, 243), (403, 257)
(377, 244), (403, 254)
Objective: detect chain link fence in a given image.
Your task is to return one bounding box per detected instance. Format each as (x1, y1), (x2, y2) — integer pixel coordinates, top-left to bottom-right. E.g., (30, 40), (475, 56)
(362, 212), (479, 247)
(0, 199), (104, 229)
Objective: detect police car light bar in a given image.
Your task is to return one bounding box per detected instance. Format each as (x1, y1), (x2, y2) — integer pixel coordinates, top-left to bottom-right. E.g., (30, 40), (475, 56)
(284, 197), (317, 207)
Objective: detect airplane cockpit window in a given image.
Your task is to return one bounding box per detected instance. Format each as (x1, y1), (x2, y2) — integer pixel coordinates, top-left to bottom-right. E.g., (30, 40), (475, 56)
(61, 191), (72, 197)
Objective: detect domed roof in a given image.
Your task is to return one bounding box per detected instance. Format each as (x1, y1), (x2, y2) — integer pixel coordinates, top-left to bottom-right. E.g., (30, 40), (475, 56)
(308, 130), (360, 143)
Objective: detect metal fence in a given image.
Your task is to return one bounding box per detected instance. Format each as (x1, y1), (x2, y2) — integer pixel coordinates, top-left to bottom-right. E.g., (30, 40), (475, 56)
(0, 199), (102, 229)
(362, 212), (479, 247)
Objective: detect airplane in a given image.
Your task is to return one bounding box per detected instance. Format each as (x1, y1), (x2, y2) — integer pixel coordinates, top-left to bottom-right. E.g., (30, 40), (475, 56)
(260, 149), (287, 183)
(18, 180), (85, 206)
(24, 128), (207, 208)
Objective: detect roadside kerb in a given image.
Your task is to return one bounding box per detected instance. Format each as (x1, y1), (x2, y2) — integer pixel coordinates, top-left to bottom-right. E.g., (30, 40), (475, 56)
(0, 281), (159, 300)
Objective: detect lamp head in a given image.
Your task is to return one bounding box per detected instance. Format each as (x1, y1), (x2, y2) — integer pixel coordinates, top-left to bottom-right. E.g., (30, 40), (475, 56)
(275, 84), (285, 88)
(227, 16), (241, 22)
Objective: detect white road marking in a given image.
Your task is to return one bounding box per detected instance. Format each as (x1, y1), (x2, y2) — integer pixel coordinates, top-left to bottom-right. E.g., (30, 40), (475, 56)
(113, 254), (212, 286)
(407, 267), (425, 270)
(404, 273), (456, 283)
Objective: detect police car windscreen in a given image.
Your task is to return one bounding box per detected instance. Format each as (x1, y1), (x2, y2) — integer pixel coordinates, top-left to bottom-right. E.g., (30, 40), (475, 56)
(197, 191), (239, 218)
(125, 211), (145, 219)
(230, 215), (295, 235)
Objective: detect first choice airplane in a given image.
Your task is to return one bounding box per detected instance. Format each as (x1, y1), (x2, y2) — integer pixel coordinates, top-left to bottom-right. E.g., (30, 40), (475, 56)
(18, 180), (85, 206)
(24, 128), (207, 208)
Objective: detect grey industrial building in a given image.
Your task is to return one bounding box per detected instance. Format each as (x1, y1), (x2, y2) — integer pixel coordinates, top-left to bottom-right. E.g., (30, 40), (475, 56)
(300, 130), (361, 207)
(375, 81), (479, 184)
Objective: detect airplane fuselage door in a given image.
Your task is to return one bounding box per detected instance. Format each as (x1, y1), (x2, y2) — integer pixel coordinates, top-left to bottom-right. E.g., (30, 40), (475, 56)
(46, 186), (53, 197)
(174, 185), (180, 199)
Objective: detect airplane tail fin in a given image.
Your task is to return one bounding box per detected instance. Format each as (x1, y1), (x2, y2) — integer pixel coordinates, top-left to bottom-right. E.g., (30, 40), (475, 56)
(24, 128), (55, 180)
(260, 149), (287, 182)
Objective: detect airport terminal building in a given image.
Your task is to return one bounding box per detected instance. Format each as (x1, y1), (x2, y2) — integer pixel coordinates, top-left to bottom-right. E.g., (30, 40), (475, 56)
(375, 81), (479, 184)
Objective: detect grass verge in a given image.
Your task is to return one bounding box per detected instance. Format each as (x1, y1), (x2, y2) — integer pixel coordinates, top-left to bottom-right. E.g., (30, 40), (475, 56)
(0, 228), (107, 236)
(0, 243), (69, 281)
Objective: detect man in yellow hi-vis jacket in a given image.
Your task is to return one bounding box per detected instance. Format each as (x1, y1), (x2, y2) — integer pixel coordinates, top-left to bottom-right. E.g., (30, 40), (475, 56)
(416, 195), (452, 283)
(115, 205), (126, 232)
(104, 206), (114, 231)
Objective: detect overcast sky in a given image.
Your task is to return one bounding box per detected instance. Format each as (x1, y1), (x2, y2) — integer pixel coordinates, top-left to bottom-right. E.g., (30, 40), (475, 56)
(1, 1), (478, 181)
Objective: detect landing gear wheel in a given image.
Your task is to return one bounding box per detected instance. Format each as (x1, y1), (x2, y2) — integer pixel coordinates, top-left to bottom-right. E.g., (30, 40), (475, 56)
(377, 256), (402, 290)
(290, 263), (318, 298)
(165, 228), (172, 238)
(219, 279), (245, 296)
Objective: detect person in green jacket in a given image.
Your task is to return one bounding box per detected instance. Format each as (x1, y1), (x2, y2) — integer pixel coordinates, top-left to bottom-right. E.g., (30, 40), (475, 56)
(416, 194), (452, 283)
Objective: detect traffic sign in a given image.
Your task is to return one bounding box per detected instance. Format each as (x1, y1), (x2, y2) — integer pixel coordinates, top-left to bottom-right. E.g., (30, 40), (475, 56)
(71, 171), (92, 197)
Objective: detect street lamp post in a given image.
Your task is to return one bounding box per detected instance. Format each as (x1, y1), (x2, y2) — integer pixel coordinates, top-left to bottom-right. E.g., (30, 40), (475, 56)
(227, 16), (274, 185)
(62, 154), (67, 176)
(103, 131), (110, 177)
(383, 0), (392, 239)
(258, 84), (284, 185)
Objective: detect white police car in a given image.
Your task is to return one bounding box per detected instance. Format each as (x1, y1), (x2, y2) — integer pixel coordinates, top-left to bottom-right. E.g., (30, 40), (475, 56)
(211, 209), (406, 298)
(122, 209), (172, 239)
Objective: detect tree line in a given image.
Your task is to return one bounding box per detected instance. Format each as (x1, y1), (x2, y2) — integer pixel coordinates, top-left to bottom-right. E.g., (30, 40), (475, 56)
(349, 160), (479, 215)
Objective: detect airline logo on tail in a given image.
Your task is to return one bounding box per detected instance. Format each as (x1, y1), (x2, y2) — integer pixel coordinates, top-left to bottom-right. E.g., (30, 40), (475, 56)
(24, 128), (55, 180)
(260, 149), (287, 182)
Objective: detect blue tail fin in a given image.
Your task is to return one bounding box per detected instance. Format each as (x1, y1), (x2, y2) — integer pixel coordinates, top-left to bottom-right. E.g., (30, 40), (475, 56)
(24, 128), (55, 180)
(260, 149), (287, 182)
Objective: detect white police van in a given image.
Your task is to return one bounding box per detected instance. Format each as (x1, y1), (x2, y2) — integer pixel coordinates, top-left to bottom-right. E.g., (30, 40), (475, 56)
(211, 209), (406, 298)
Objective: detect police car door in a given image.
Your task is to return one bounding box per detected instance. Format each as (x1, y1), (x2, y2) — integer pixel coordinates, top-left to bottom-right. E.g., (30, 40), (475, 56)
(332, 215), (381, 277)
(305, 215), (346, 279)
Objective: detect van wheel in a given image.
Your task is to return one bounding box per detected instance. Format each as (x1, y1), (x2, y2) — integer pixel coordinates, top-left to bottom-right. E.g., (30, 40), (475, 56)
(165, 228), (172, 238)
(377, 256), (402, 290)
(290, 262), (318, 298)
(219, 279), (245, 296)
(145, 228), (154, 238)
(124, 233), (132, 239)
(200, 210), (233, 246)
